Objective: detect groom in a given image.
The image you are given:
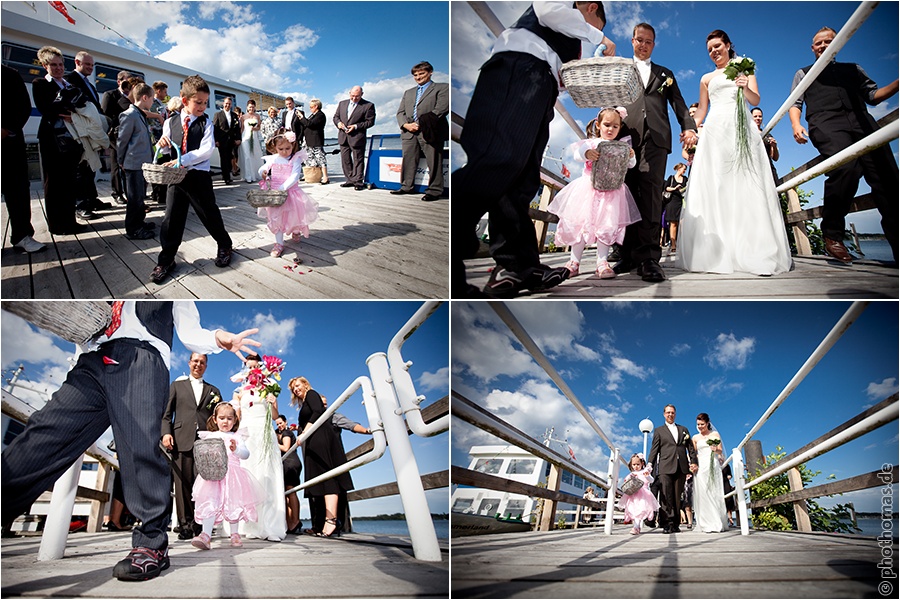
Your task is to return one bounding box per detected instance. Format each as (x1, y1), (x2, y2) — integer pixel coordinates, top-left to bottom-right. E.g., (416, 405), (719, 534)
(616, 23), (697, 282)
(647, 404), (697, 533)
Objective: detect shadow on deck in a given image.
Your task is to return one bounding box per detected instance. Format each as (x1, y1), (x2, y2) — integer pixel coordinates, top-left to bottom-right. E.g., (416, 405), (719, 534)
(1, 530), (449, 598)
(451, 524), (893, 598)
(464, 246), (898, 299)
(1, 174), (448, 299)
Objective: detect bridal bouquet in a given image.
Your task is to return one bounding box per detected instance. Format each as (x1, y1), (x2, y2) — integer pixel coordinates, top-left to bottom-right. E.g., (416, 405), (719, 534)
(723, 56), (756, 169)
(242, 354), (286, 457)
(706, 437), (722, 485)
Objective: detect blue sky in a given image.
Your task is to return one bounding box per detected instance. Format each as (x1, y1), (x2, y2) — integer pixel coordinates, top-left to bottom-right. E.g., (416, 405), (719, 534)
(6, 0), (449, 137)
(1, 301), (449, 517)
(451, 1), (900, 233)
(451, 301), (898, 512)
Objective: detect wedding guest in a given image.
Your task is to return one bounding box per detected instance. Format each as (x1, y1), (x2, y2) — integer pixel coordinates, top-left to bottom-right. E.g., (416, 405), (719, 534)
(1, 301), (261, 581)
(276, 415), (303, 534)
(299, 99), (330, 184)
(452, 1), (615, 298)
(101, 70), (132, 204)
(752, 107), (780, 184)
(148, 81), (170, 204)
(679, 29), (792, 276)
(117, 82), (156, 240)
(333, 86), (376, 190)
(280, 96), (305, 142)
(789, 26), (898, 263)
(2, 65), (45, 252)
(663, 163), (688, 254)
(261, 106), (281, 149)
(213, 96), (241, 184)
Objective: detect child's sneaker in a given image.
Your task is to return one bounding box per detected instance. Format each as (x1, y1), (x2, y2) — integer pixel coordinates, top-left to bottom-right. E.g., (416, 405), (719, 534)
(564, 260), (580, 276)
(270, 243), (284, 258)
(596, 261), (616, 279)
(230, 533), (243, 548)
(191, 532), (211, 550)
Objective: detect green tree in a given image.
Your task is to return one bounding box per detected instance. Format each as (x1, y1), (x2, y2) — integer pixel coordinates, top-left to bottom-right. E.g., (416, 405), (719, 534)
(748, 446), (859, 533)
(779, 179), (825, 256)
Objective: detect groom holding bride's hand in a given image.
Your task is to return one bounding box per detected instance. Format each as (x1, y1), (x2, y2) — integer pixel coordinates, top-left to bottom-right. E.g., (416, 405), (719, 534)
(648, 404), (698, 534)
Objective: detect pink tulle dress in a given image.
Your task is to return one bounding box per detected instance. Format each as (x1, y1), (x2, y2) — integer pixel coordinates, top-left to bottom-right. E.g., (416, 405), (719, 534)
(257, 152), (319, 238)
(617, 466), (660, 523)
(548, 137), (641, 247)
(192, 431), (265, 525)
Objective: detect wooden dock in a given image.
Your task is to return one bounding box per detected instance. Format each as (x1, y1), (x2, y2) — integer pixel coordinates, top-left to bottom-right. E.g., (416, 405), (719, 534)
(1, 530), (448, 598)
(1, 175), (448, 299)
(451, 525), (893, 598)
(463, 246), (898, 299)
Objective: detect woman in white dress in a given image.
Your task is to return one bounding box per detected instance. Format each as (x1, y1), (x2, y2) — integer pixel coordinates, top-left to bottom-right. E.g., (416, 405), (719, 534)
(239, 100), (265, 183)
(679, 29), (792, 276)
(230, 354), (286, 541)
(692, 412), (728, 533)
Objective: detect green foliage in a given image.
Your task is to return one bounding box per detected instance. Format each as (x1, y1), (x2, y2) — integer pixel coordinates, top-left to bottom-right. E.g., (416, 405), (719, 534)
(780, 180), (825, 255)
(749, 446), (859, 534)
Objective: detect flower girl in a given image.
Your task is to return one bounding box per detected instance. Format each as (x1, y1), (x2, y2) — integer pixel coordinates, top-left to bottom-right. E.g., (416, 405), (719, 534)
(617, 453), (659, 535)
(191, 402), (264, 550)
(257, 129), (319, 257)
(548, 106), (641, 279)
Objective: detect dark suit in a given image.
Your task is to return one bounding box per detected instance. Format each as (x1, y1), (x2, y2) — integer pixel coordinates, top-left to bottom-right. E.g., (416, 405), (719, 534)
(101, 88), (130, 198)
(333, 98), (376, 185)
(2, 66), (36, 245)
(396, 81), (449, 196)
(648, 422), (698, 530)
(299, 110), (326, 149)
(212, 109), (241, 182)
(65, 70), (103, 211)
(620, 62), (696, 265)
(160, 377), (223, 533)
(281, 107), (305, 144)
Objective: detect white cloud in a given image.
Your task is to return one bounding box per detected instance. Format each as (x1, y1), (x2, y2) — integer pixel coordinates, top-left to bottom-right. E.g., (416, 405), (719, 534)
(418, 367), (449, 393)
(240, 312), (298, 355)
(705, 332), (755, 370)
(698, 376), (744, 398)
(670, 343), (691, 356)
(866, 377), (898, 401)
(1, 312), (73, 370)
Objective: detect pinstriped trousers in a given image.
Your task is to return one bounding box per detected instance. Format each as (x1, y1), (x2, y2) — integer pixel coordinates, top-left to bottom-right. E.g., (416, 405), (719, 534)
(1, 339), (172, 551)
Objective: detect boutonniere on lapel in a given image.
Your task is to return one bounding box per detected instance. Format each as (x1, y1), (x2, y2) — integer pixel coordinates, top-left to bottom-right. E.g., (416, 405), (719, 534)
(657, 74), (674, 94)
(205, 392), (221, 410)
(681, 431), (690, 445)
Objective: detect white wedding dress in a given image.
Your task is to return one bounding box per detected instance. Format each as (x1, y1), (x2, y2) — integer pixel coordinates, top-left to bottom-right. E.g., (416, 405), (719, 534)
(679, 75), (792, 275)
(232, 389), (286, 541)
(239, 119), (265, 183)
(693, 433), (728, 533)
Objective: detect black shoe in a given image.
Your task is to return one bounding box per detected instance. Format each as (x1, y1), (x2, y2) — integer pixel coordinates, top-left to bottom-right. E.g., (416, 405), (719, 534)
(126, 227), (155, 240)
(340, 182), (355, 188)
(113, 194), (128, 206)
(214, 247), (233, 268)
(177, 528), (193, 540)
(90, 199), (113, 211)
(670, 526), (681, 533)
(421, 194), (441, 202)
(613, 259), (636, 274)
(390, 188), (414, 195)
(525, 265), (571, 292)
(637, 259), (666, 283)
(112, 546), (170, 581)
(51, 224), (88, 235)
(150, 262), (175, 284)
(644, 518), (657, 529)
(76, 209), (99, 220)
(354, 184), (366, 191)
(483, 265), (570, 299)
(607, 245), (622, 263)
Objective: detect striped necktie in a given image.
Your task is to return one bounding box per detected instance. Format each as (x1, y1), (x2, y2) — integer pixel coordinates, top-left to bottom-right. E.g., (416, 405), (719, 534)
(413, 85), (425, 121)
(182, 115), (190, 154)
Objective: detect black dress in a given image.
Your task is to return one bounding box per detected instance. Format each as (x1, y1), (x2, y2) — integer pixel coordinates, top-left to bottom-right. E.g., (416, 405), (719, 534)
(664, 174), (687, 224)
(298, 389), (353, 497)
(279, 428), (302, 487)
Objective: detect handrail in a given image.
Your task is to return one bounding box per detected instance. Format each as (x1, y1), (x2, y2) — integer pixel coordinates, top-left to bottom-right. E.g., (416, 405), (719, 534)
(490, 302), (628, 465)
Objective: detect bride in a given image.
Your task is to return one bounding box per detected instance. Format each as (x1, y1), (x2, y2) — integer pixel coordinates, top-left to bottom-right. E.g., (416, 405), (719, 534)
(230, 354), (286, 541)
(692, 412), (728, 533)
(239, 100), (265, 183)
(679, 30), (792, 276)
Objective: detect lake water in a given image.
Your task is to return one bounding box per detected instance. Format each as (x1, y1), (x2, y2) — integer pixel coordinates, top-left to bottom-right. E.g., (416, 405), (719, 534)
(351, 519), (449, 539)
(856, 238), (894, 262)
(321, 136), (402, 182)
(852, 516), (898, 539)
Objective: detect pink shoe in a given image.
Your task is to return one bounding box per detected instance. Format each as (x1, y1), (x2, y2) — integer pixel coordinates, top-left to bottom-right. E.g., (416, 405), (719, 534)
(230, 533), (243, 548)
(270, 243), (284, 258)
(596, 261), (616, 279)
(630, 527), (641, 535)
(191, 532), (211, 550)
(564, 260), (580, 276)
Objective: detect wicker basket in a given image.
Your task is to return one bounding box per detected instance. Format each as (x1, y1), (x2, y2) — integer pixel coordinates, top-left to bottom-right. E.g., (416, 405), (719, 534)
(247, 178), (287, 207)
(194, 437), (228, 481)
(560, 57), (643, 108)
(591, 140), (631, 191)
(142, 146), (187, 185)
(1, 301), (112, 345)
(621, 475), (644, 496)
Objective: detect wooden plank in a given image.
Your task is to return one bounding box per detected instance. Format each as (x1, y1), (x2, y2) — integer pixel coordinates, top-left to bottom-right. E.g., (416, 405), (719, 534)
(451, 465), (602, 509)
(749, 465), (899, 508)
(75, 485), (109, 503)
(348, 470), (449, 502)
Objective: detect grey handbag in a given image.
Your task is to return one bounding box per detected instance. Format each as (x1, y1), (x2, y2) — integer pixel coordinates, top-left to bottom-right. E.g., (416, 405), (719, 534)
(194, 437), (228, 481)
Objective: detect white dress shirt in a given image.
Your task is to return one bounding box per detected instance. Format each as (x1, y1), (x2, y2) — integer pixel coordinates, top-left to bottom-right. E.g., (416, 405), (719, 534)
(666, 421), (679, 443)
(161, 110), (215, 171)
(634, 56), (652, 89)
(189, 375), (204, 405)
(491, 1), (606, 85)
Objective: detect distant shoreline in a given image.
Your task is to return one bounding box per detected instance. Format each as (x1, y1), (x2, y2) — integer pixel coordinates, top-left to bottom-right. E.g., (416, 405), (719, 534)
(355, 513), (449, 521)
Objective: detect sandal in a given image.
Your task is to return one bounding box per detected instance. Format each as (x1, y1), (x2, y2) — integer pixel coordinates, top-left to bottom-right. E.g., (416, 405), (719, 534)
(595, 261), (616, 279)
(270, 243), (284, 258)
(318, 517), (340, 538)
(564, 260), (580, 276)
(230, 533), (243, 547)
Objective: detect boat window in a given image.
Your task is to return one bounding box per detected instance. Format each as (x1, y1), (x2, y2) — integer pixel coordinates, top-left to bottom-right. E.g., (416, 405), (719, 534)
(506, 459), (537, 475)
(473, 458), (503, 474)
(504, 499), (526, 519)
(452, 498), (474, 513)
(2, 42), (74, 83)
(3, 420), (25, 446)
(94, 63), (146, 96)
(477, 497), (502, 516)
(562, 470), (573, 485)
(214, 92), (236, 111)
(574, 475), (584, 489)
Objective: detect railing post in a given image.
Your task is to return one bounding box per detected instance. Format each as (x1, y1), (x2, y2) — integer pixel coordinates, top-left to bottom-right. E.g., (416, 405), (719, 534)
(604, 447), (620, 535)
(539, 465), (561, 531)
(732, 448), (750, 536)
(88, 461), (112, 533)
(38, 456), (83, 561)
(366, 352), (441, 562)
(787, 467), (812, 532)
(786, 188), (812, 255)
